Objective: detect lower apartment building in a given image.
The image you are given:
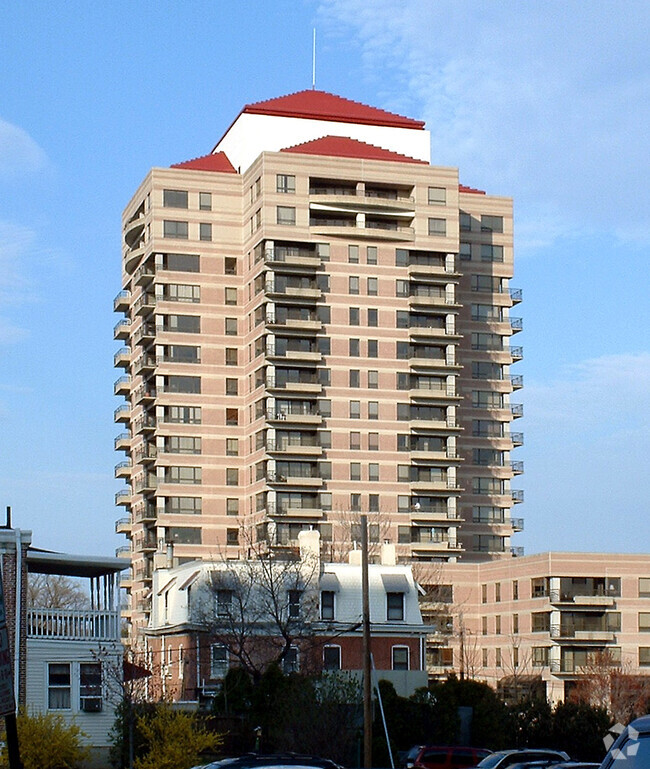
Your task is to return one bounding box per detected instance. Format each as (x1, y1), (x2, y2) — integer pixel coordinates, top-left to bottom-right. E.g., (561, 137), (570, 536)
(422, 552), (650, 703)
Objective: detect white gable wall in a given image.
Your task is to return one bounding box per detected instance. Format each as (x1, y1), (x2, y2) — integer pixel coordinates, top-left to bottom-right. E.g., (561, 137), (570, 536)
(214, 112), (431, 174)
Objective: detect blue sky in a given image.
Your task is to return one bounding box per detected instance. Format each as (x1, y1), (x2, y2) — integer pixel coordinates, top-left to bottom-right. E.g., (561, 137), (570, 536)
(1, 0), (648, 555)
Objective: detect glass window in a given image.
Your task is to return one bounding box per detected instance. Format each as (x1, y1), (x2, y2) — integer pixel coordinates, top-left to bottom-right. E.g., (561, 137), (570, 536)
(367, 246), (377, 264)
(348, 245), (359, 263)
(349, 339), (360, 357)
(277, 206), (296, 225)
(163, 221), (188, 239)
(350, 401), (360, 419)
(48, 663), (71, 709)
(199, 192), (212, 211)
(226, 468), (239, 486)
(350, 370), (360, 388)
(166, 497), (202, 514)
(225, 378), (238, 395)
(387, 592), (404, 621)
(368, 339), (378, 358)
(460, 212), (471, 231)
(369, 463), (379, 481)
(163, 253), (199, 272)
(225, 348), (238, 366)
(367, 277), (378, 296)
(368, 370), (378, 389)
(640, 578), (650, 597)
(428, 187), (446, 205)
(210, 644), (228, 678)
(392, 647), (409, 670)
(199, 223), (212, 241)
(368, 401), (379, 420)
(350, 462), (361, 481)
(368, 432), (379, 451)
(367, 309), (378, 327)
(225, 318), (237, 335)
(349, 307), (360, 325)
(350, 432), (361, 450)
(226, 438), (238, 456)
(639, 613), (650, 632)
(428, 218), (446, 236)
(163, 190), (188, 208)
(323, 646), (341, 671)
(459, 242), (472, 260)
(349, 276), (359, 295)
(321, 591), (335, 620)
(276, 174), (296, 193)
(226, 498), (239, 516)
(481, 215), (504, 233)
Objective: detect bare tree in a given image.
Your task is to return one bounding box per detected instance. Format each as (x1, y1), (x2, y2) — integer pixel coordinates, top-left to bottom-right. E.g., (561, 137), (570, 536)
(570, 649), (650, 723)
(27, 573), (90, 609)
(325, 505), (393, 563)
(497, 634), (543, 704)
(191, 544), (322, 682)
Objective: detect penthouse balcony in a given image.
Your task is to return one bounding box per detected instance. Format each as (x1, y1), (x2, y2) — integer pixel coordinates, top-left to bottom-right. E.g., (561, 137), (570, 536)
(309, 210), (415, 242)
(27, 609), (121, 641)
(511, 517), (524, 532)
(510, 546), (525, 557)
(510, 317), (523, 333)
(309, 182), (415, 212)
(113, 290), (131, 313)
(510, 287), (523, 304)
(510, 403), (524, 419)
(510, 346), (523, 362)
(511, 489), (524, 504)
(510, 460), (524, 475)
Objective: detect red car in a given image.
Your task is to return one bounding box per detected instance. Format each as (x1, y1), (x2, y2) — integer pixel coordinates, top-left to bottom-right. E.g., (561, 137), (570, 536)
(411, 746), (492, 769)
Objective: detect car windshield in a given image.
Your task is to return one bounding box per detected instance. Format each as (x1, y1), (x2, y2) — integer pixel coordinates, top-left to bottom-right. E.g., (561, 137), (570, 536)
(610, 734), (650, 769)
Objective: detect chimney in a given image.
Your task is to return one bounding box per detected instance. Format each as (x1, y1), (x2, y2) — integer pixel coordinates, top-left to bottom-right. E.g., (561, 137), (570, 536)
(381, 542), (396, 565)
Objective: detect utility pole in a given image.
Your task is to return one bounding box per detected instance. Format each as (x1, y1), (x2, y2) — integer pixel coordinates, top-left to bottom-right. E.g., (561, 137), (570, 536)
(361, 514), (372, 768)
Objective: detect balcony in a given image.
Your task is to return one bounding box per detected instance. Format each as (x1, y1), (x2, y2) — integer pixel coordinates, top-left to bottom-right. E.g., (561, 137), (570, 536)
(115, 460), (132, 479)
(266, 439), (322, 457)
(134, 474), (157, 494)
(510, 346), (523, 361)
(511, 490), (524, 504)
(134, 292), (156, 316)
(124, 215), (145, 248)
(265, 246), (322, 269)
(510, 546), (525, 557)
(115, 516), (131, 534)
(549, 590), (617, 608)
(510, 287), (523, 304)
(132, 322), (156, 346)
(309, 212), (415, 242)
(134, 262), (155, 286)
(410, 478), (460, 493)
(134, 414), (157, 434)
(509, 374), (524, 390)
(510, 432), (524, 447)
(134, 384), (156, 404)
(409, 293), (457, 309)
(27, 608), (121, 641)
(114, 347), (131, 368)
(511, 517), (524, 532)
(113, 318), (130, 340)
(115, 544), (130, 557)
(114, 290), (131, 313)
(552, 625), (616, 643)
(509, 460), (524, 475)
(115, 489), (131, 506)
(510, 403), (524, 419)
(410, 508), (461, 523)
(114, 375), (131, 396)
(134, 504), (157, 523)
(510, 317), (523, 333)
(411, 537), (462, 553)
(266, 314), (322, 333)
(266, 376), (322, 394)
(134, 443), (157, 463)
(133, 353), (157, 375)
(266, 409), (323, 426)
(409, 384), (458, 400)
(410, 416), (460, 432)
(267, 473), (323, 488)
(114, 404), (131, 423)
(309, 186), (415, 212)
(114, 432), (131, 451)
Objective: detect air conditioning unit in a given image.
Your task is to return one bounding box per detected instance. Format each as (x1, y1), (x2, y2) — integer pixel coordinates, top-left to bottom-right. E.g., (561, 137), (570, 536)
(80, 697), (103, 713)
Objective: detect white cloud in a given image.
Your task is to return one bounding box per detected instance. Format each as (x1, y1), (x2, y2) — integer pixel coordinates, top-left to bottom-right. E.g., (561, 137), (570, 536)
(317, 0), (650, 246)
(0, 318), (28, 345)
(0, 220), (38, 305)
(0, 118), (48, 178)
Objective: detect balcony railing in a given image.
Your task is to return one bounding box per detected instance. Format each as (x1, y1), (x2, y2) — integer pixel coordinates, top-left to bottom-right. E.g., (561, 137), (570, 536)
(113, 290), (131, 311)
(511, 517), (525, 531)
(510, 432), (524, 446)
(510, 287), (523, 303)
(510, 403), (524, 418)
(509, 374), (524, 389)
(510, 546), (525, 557)
(510, 346), (523, 361)
(510, 317), (523, 332)
(27, 609), (121, 641)
(511, 489), (524, 503)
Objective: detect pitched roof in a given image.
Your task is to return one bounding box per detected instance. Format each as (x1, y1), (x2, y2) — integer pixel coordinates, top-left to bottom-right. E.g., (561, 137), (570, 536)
(280, 135), (428, 165)
(171, 152), (237, 173)
(459, 183), (486, 195)
(243, 89), (425, 130)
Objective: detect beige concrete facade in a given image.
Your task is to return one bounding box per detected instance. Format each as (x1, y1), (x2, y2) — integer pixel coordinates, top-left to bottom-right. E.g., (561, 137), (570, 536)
(420, 552), (650, 702)
(114, 94), (522, 634)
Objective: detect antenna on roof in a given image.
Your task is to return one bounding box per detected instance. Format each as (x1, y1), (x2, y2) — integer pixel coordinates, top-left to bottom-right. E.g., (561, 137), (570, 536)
(312, 28), (316, 89)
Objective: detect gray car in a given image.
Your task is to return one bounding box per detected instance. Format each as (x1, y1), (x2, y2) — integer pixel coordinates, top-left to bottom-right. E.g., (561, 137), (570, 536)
(599, 715), (650, 769)
(476, 750), (570, 769)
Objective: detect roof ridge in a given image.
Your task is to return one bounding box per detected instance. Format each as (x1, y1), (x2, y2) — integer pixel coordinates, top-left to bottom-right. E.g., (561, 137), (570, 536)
(280, 134), (428, 165)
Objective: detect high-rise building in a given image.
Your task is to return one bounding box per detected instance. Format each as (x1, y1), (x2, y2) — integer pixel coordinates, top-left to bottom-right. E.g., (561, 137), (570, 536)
(114, 90), (523, 632)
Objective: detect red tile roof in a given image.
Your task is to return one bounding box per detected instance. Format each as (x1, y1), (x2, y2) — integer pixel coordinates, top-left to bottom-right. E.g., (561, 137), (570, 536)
(459, 184), (486, 195)
(281, 135), (428, 165)
(171, 152), (237, 173)
(243, 89), (425, 130)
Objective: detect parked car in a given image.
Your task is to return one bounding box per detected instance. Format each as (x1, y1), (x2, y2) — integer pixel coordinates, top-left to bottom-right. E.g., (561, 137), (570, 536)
(475, 750), (570, 769)
(194, 755), (343, 769)
(550, 764), (600, 769)
(410, 745), (492, 769)
(401, 746), (424, 767)
(599, 714), (650, 769)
